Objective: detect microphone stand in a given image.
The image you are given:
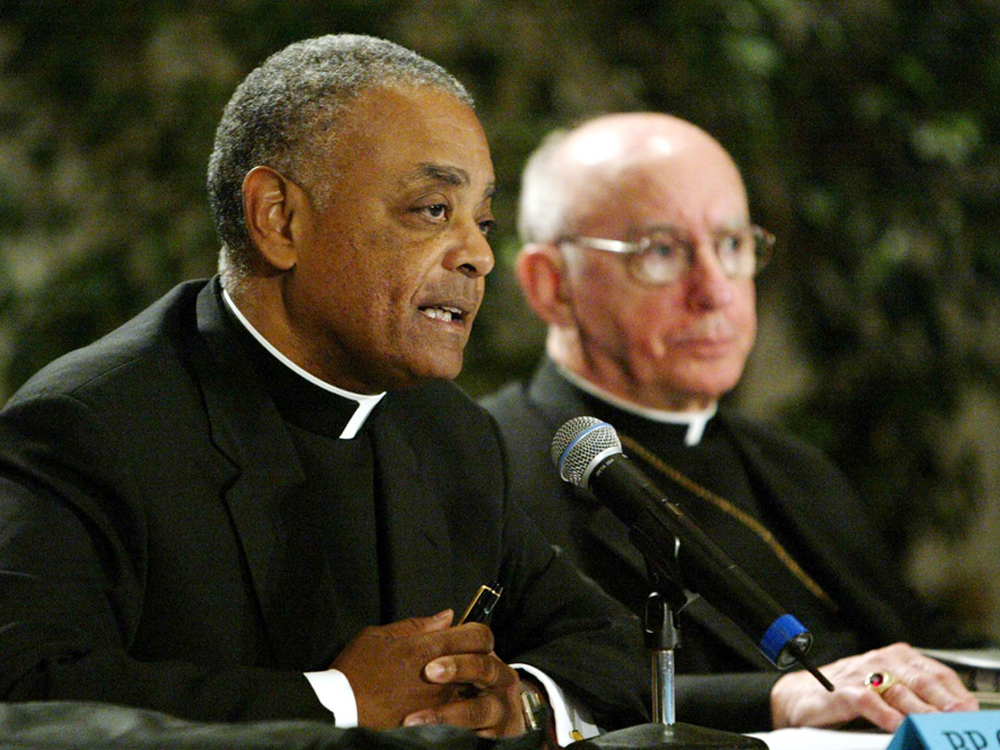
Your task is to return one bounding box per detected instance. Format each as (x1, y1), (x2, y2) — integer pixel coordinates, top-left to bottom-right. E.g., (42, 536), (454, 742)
(570, 531), (765, 750)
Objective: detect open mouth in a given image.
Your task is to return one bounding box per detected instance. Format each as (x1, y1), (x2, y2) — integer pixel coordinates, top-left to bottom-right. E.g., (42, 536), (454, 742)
(419, 305), (466, 323)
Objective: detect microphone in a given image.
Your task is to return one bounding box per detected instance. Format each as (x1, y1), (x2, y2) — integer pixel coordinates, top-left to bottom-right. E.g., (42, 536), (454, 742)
(552, 416), (834, 691)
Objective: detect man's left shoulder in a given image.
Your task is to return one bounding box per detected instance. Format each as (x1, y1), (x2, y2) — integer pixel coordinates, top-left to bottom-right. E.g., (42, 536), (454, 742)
(723, 409), (828, 459)
(720, 408), (851, 488)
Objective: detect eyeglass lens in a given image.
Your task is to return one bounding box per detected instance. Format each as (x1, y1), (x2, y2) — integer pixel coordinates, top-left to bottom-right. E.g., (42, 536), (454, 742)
(632, 227), (766, 284)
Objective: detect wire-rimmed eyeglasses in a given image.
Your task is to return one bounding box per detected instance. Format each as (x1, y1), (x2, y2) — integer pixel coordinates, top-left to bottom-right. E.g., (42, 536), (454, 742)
(558, 224), (775, 286)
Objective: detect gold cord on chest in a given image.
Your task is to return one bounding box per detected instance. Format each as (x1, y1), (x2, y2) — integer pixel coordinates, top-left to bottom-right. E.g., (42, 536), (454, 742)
(618, 433), (839, 612)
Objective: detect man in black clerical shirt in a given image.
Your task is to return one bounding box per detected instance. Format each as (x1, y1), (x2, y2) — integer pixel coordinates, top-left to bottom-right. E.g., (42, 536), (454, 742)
(480, 112), (977, 732)
(0, 36), (648, 739)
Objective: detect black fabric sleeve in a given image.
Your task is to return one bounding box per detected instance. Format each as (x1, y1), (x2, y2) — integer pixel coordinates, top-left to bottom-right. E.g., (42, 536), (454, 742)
(674, 673), (780, 732)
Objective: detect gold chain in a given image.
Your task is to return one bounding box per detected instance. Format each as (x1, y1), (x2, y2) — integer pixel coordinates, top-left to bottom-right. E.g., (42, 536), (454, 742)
(618, 433), (839, 612)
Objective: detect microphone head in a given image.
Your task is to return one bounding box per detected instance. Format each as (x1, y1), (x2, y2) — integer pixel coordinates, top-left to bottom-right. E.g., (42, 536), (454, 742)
(551, 416), (622, 487)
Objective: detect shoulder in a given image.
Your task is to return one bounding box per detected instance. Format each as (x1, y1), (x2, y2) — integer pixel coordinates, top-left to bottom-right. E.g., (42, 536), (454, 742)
(1, 281), (212, 457)
(4, 280), (207, 412)
(479, 377), (552, 439)
(0, 282), (216, 518)
(723, 409), (833, 462)
(479, 380), (558, 462)
(479, 380), (536, 431)
(479, 380), (528, 415)
(720, 408), (856, 494)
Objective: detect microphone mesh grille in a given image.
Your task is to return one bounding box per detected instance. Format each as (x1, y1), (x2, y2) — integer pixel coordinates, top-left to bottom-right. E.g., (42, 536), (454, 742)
(551, 416), (622, 487)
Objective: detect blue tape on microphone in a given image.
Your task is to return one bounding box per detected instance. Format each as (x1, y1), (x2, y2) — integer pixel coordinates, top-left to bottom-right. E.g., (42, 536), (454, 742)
(759, 614), (808, 666)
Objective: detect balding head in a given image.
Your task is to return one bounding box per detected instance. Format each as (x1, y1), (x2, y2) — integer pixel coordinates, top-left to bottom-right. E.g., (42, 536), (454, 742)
(518, 113), (746, 245)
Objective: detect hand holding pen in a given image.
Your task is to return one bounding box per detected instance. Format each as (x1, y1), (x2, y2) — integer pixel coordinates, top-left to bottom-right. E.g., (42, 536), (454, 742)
(402, 581), (528, 738)
(456, 582), (557, 743)
(331, 609), (495, 729)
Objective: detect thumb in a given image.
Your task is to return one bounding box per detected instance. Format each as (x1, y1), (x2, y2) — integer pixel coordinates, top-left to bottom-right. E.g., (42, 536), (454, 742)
(379, 609), (454, 636)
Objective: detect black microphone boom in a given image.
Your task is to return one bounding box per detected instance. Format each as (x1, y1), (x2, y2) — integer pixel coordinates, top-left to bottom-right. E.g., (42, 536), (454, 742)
(552, 416), (833, 691)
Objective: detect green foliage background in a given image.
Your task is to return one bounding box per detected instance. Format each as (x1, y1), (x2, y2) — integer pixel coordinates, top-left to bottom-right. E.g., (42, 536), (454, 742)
(2, 0), (999, 635)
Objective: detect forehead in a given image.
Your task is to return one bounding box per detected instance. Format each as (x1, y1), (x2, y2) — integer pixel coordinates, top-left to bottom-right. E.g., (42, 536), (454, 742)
(566, 133), (748, 236)
(332, 85), (494, 188)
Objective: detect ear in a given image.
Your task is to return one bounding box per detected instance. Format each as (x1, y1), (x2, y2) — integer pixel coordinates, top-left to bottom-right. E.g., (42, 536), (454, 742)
(515, 243), (574, 328)
(242, 166), (310, 271)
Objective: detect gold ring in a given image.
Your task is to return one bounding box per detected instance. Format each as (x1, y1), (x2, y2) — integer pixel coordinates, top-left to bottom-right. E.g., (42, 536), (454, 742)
(864, 671), (898, 696)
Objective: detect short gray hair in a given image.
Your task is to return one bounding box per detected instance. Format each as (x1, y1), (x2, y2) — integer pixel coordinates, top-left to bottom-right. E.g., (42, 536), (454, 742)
(207, 34), (473, 285)
(517, 128), (573, 244)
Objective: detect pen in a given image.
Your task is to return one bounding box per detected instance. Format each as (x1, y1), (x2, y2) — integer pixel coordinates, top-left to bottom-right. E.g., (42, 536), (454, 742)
(457, 581), (503, 626)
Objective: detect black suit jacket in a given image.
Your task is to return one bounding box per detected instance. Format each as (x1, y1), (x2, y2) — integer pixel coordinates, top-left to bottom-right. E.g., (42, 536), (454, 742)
(0, 281), (648, 727)
(481, 359), (928, 731)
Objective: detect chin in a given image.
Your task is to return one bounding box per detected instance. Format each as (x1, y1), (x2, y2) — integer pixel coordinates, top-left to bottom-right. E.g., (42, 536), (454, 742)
(400, 356), (465, 387)
(675, 368), (744, 401)
(697, 376), (743, 401)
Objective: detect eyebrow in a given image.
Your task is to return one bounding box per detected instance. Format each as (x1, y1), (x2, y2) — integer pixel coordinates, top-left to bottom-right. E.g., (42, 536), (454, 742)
(643, 221), (750, 235)
(410, 162), (497, 198)
(417, 163), (469, 186)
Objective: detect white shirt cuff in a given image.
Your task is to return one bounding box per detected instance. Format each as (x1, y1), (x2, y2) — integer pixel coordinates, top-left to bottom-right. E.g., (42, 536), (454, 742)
(304, 669), (358, 727)
(513, 663), (600, 744)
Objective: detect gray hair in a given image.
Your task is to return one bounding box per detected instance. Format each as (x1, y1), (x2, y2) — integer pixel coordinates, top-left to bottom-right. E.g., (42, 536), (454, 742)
(517, 128), (573, 244)
(207, 34), (473, 285)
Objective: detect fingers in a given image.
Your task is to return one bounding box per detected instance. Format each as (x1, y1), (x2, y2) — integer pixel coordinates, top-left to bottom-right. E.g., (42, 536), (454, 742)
(851, 684), (910, 732)
(890, 651), (979, 713)
(331, 615), (497, 730)
(374, 609), (454, 636)
(362, 616), (494, 664)
(405, 653), (525, 737)
(424, 651), (502, 689)
(416, 622), (495, 664)
(851, 678), (949, 732)
(863, 644), (977, 715)
(771, 643), (980, 732)
(403, 692), (507, 733)
(772, 667), (908, 731)
(869, 652), (979, 724)
(402, 679), (526, 737)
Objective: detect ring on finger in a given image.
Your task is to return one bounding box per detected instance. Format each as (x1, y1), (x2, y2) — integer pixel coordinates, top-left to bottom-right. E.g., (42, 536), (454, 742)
(864, 671), (899, 696)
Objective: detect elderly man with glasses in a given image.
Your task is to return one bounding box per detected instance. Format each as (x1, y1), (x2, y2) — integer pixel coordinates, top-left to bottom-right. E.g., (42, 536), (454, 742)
(481, 113), (976, 734)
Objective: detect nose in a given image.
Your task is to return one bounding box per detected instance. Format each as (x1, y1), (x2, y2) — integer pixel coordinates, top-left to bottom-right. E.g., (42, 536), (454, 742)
(685, 244), (735, 309)
(444, 223), (495, 279)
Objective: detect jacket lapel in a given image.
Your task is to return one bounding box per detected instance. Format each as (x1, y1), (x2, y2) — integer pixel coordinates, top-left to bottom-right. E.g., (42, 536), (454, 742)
(191, 281), (312, 664)
(720, 414), (844, 606)
(721, 412), (910, 643)
(368, 402), (453, 623)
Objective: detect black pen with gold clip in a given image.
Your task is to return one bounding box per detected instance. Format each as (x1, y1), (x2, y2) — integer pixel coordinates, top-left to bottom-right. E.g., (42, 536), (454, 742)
(456, 581), (503, 625)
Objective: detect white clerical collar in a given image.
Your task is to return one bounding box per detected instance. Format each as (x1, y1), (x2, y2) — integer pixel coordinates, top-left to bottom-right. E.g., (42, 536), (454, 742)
(222, 289), (385, 440)
(556, 364), (717, 446)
